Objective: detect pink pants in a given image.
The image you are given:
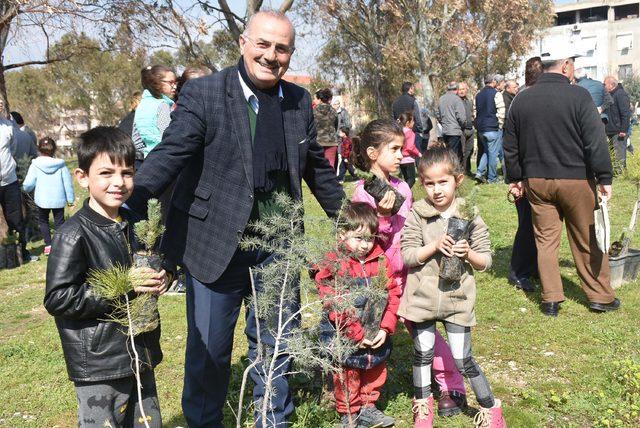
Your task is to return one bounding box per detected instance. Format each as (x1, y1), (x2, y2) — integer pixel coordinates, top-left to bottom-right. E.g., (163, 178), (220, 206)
(405, 320), (466, 395)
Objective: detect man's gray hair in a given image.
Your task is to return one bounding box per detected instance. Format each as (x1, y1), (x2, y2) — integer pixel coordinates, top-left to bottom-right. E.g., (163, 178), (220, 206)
(447, 81), (458, 91)
(243, 10), (296, 44)
(493, 74), (505, 83)
(484, 75), (496, 84)
(604, 75), (618, 85)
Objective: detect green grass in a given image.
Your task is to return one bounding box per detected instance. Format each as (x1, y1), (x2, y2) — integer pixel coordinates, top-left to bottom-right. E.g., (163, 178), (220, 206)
(1, 135), (640, 427)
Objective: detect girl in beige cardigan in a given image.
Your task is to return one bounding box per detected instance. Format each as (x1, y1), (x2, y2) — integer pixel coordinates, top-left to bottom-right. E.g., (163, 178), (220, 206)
(400, 147), (506, 428)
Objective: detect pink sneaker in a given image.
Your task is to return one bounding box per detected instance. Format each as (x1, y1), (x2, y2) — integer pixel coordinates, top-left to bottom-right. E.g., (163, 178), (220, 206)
(474, 399), (506, 428)
(412, 396), (434, 428)
(44, 246), (51, 256)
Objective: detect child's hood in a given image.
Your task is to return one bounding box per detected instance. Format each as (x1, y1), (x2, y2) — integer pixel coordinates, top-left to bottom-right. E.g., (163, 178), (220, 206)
(413, 197), (465, 219)
(32, 156), (67, 174)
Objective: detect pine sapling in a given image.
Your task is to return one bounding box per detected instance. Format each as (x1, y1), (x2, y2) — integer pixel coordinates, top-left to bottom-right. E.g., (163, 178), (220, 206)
(440, 187), (478, 282)
(88, 264), (158, 428)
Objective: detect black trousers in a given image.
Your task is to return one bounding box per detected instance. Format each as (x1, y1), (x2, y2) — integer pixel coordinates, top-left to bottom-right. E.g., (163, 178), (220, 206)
(37, 207), (65, 246)
(509, 196), (538, 279)
(443, 135), (463, 165)
(462, 129), (474, 175)
(400, 163), (417, 188)
(0, 181), (26, 251)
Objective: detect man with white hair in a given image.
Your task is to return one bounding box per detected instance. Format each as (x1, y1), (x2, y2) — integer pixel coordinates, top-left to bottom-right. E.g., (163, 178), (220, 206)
(504, 48), (619, 317)
(128, 10), (344, 427)
(604, 75), (632, 171)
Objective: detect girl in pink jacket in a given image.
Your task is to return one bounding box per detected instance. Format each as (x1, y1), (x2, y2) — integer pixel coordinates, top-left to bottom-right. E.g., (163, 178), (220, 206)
(351, 119), (467, 417)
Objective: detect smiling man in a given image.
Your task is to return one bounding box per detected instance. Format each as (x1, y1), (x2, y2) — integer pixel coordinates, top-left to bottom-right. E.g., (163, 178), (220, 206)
(128, 10), (344, 428)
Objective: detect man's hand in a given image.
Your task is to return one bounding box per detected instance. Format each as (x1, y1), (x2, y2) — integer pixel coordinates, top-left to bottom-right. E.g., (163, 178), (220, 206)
(508, 181), (523, 198)
(618, 132), (627, 138)
(131, 267), (168, 295)
(369, 329), (388, 349)
(599, 184), (613, 201)
(376, 190), (396, 216)
(436, 234), (456, 257)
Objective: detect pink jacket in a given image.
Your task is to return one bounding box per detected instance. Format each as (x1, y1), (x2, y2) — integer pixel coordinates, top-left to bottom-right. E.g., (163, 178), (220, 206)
(401, 127), (420, 164)
(352, 176), (413, 280)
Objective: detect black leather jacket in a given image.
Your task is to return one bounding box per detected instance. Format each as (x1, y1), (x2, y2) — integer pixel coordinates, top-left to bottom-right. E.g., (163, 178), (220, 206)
(44, 201), (162, 382)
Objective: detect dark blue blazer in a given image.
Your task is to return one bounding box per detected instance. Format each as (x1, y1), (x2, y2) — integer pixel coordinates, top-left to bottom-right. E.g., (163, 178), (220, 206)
(129, 65), (344, 284)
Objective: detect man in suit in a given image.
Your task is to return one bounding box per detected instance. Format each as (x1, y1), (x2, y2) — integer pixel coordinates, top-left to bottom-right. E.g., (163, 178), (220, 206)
(128, 10), (344, 427)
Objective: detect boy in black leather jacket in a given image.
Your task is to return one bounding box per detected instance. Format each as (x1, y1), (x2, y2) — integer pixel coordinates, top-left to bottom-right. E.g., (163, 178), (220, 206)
(44, 127), (168, 428)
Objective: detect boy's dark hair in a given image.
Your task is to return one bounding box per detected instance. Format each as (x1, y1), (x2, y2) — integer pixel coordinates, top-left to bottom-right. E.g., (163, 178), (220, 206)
(317, 88), (333, 103)
(525, 56), (543, 87)
(141, 64), (174, 98)
(351, 119), (404, 171)
(38, 137), (57, 156)
(339, 202), (378, 235)
(401, 81), (413, 93)
(77, 126), (135, 172)
(417, 145), (463, 177)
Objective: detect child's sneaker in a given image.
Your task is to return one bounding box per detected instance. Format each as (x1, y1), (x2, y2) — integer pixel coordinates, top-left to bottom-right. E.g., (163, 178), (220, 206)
(340, 413), (362, 428)
(474, 399), (506, 428)
(358, 405), (395, 426)
(412, 396), (434, 428)
(44, 245), (51, 256)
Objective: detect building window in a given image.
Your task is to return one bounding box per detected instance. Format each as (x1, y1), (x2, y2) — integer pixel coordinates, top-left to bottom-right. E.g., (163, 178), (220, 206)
(614, 3), (639, 20)
(555, 11), (576, 26)
(619, 64), (633, 81)
(616, 33), (633, 55)
(581, 36), (597, 57)
(579, 6), (608, 23)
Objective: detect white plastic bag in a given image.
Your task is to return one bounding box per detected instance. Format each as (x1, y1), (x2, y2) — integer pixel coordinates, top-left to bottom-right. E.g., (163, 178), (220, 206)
(594, 198), (611, 253)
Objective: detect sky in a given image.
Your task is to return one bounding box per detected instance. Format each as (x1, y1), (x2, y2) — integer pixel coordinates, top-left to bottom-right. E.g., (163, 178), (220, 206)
(4, 0), (319, 76)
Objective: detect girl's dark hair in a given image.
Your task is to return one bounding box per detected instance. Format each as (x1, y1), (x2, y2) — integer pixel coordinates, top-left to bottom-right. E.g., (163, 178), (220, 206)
(317, 88), (333, 103)
(77, 126), (135, 172)
(417, 145), (463, 177)
(339, 202), (378, 235)
(38, 137), (56, 156)
(350, 119), (404, 171)
(339, 126), (350, 136)
(525, 56), (543, 87)
(141, 65), (174, 98)
(398, 111), (414, 127)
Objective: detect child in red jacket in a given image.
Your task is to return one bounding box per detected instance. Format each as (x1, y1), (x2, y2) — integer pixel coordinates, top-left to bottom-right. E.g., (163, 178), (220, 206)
(316, 202), (401, 428)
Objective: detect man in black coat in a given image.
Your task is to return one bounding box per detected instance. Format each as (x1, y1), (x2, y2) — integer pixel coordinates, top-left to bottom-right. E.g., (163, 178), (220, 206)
(504, 49), (618, 317)
(128, 11), (343, 427)
(604, 76), (632, 172)
(392, 81), (427, 151)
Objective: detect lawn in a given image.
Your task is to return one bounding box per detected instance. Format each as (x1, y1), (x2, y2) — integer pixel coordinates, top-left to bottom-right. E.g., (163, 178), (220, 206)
(1, 134), (639, 427)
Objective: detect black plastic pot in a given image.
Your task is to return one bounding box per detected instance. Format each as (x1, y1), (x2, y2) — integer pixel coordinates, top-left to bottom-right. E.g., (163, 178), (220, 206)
(131, 253), (162, 334)
(363, 176), (406, 215)
(439, 217), (471, 283)
(609, 248), (640, 288)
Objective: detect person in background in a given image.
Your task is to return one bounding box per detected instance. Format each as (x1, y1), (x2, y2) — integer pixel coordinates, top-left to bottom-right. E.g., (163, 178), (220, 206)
(392, 81), (426, 152)
(133, 65), (177, 165)
(604, 75), (632, 172)
(337, 127), (357, 183)
(332, 95), (351, 135)
(22, 137), (74, 255)
(176, 67), (213, 100)
(9, 112), (38, 163)
(457, 82), (475, 176)
(314, 88), (339, 169)
(398, 111), (421, 188)
(502, 81), (518, 113)
(117, 91), (142, 138)
(574, 69), (612, 125)
(437, 81), (466, 164)
(474, 75), (502, 184)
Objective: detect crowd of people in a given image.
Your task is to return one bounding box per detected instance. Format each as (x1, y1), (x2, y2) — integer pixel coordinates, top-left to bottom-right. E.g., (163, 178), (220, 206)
(0, 8), (638, 428)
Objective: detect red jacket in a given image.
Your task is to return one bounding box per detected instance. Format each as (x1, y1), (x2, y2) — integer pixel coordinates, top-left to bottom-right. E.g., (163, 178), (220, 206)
(315, 243), (401, 343)
(340, 136), (352, 160)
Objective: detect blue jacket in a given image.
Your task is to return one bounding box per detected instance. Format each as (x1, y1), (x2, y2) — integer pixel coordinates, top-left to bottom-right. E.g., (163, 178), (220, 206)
(577, 77), (611, 122)
(22, 156), (74, 208)
(475, 86), (499, 132)
(134, 89), (174, 156)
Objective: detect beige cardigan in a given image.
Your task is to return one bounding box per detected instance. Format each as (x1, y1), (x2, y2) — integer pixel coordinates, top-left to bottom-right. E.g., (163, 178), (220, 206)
(398, 198), (492, 326)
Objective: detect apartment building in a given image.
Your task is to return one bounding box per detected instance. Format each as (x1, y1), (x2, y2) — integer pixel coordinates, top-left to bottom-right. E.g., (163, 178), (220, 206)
(523, 0), (639, 81)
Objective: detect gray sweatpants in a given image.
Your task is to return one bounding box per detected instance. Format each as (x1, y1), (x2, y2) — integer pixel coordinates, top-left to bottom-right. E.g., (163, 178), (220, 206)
(74, 369), (162, 428)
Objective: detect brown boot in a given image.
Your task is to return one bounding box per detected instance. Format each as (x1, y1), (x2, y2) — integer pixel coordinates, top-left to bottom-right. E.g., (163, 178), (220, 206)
(438, 391), (467, 417)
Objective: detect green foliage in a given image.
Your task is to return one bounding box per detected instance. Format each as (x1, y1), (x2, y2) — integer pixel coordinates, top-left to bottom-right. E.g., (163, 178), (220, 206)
(134, 199), (165, 254)
(596, 359), (640, 427)
(624, 150), (640, 185)
(457, 187), (479, 221)
(624, 74), (640, 105)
